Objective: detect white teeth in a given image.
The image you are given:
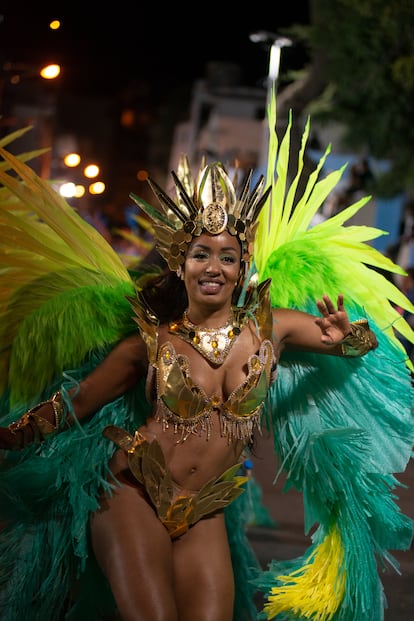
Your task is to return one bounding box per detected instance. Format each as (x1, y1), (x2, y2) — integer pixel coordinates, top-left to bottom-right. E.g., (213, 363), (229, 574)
(200, 281), (221, 291)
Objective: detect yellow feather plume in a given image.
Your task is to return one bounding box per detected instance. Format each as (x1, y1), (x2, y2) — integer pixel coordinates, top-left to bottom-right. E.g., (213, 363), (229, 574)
(264, 527), (345, 620)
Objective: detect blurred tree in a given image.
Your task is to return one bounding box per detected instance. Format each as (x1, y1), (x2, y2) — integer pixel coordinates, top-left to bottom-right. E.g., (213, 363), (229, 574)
(278, 0), (414, 197)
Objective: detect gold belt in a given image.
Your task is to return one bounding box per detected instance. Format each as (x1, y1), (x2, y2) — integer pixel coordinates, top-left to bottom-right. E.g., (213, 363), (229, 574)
(103, 425), (248, 539)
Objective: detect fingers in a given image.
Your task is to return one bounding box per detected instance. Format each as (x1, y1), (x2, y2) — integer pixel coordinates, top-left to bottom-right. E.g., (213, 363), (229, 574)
(316, 294), (345, 315)
(316, 295), (335, 316)
(336, 294), (344, 310)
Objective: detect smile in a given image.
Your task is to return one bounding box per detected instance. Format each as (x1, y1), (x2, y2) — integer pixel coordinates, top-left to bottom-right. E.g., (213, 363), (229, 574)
(199, 280), (223, 293)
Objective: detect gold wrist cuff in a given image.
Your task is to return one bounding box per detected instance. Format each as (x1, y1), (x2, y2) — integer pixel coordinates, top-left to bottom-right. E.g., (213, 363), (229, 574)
(340, 319), (376, 357)
(50, 391), (64, 429)
(8, 391), (64, 447)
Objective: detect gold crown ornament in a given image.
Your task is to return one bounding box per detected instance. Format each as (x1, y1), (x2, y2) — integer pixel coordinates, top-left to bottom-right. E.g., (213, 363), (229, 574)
(130, 156), (271, 272)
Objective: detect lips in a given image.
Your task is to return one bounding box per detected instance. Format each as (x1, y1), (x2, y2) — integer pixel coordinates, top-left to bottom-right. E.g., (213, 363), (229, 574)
(199, 280), (223, 294)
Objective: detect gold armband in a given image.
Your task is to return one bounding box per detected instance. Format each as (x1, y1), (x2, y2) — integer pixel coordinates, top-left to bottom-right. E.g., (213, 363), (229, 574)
(340, 319), (376, 357)
(8, 391), (64, 448)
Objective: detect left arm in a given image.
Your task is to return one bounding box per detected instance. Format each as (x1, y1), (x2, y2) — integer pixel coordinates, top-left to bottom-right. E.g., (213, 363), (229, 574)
(273, 294), (378, 356)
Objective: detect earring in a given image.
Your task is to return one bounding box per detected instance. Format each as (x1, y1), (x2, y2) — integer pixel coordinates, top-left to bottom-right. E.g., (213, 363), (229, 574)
(176, 266), (184, 280)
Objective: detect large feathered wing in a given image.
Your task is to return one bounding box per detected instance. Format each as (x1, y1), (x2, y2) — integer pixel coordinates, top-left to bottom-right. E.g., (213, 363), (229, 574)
(0, 129), (152, 621)
(0, 128), (136, 408)
(0, 131), (267, 621)
(252, 91), (414, 620)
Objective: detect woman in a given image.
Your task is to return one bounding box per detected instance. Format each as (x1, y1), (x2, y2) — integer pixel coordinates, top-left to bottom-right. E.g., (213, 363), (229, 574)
(0, 113), (413, 621)
(0, 230), (376, 621)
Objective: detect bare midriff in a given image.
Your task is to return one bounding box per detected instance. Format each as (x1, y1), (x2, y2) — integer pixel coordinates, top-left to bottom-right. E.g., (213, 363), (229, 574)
(139, 411), (246, 491)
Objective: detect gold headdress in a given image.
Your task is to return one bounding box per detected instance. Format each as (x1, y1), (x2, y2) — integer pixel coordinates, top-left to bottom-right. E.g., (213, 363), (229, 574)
(130, 156), (271, 271)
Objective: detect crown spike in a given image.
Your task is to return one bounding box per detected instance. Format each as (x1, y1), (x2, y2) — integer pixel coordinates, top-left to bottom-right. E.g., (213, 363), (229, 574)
(170, 171), (199, 219)
(176, 154), (195, 198)
(147, 177), (191, 224)
(140, 159), (270, 271)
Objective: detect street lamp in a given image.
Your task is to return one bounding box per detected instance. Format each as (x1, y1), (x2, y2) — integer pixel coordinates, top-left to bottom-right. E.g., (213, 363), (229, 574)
(40, 64), (61, 80)
(249, 31), (293, 171)
(1, 61), (61, 90)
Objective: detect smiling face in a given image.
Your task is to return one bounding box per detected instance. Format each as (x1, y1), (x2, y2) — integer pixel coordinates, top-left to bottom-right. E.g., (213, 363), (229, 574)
(183, 231), (242, 318)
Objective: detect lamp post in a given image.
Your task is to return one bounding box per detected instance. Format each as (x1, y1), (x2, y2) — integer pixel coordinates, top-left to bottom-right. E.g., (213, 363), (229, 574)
(249, 31), (293, 172)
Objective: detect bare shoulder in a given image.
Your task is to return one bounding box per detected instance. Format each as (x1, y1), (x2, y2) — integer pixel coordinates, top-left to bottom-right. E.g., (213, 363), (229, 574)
(112, 333), (148, 368)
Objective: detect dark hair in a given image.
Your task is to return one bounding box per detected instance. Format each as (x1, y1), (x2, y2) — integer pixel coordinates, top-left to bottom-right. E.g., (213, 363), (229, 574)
(140, 270), (188, 323)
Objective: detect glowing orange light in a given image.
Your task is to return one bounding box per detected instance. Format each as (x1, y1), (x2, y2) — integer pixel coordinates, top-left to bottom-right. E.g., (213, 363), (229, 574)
(64, 153), (81, 167)
(137, 169), (149, 181)
(89, 181), (105, 195)
(40, 64), (61, 79)
(84, 164), (100, 179)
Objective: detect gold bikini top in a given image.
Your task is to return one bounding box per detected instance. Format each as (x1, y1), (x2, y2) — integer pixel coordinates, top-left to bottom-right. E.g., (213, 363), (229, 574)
(129, 279), (276, 443)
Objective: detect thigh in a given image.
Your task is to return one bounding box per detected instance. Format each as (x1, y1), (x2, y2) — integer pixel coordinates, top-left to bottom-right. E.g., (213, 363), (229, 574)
(90, 473), (177, 621)
(172, 513), (235, 621)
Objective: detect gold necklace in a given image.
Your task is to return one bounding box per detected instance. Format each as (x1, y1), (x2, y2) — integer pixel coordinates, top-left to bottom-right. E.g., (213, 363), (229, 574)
(168, 310), (241, 365)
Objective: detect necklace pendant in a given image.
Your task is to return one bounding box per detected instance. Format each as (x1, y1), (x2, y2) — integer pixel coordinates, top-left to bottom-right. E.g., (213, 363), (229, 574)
(170, 310), (242, 365)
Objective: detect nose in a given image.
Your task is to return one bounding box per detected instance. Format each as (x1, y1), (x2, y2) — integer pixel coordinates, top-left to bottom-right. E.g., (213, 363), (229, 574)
(205, 257), (221, 274)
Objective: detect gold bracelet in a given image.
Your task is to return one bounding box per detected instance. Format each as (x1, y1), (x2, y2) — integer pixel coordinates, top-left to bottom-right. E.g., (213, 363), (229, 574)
(9, 390), (65, 446)
(50, 391), (64, 429)
(340, 319), (376, 357)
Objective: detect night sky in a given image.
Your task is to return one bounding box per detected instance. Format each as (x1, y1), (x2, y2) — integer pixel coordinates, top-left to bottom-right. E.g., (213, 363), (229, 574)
(0, 4), (310, 100)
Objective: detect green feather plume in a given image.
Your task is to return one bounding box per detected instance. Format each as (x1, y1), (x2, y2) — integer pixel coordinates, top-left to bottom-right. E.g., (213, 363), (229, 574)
(255, 87), (414, 361)
(0, 136), (135, 407)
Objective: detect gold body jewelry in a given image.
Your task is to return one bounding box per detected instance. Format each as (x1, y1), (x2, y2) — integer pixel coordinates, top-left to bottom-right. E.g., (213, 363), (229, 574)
(129, 279), (276, 443)
(103, 425), (248, 539)
(340, 319), (377, 356)
(169, 310), (241, 365)
(8, 391), (64, 447)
